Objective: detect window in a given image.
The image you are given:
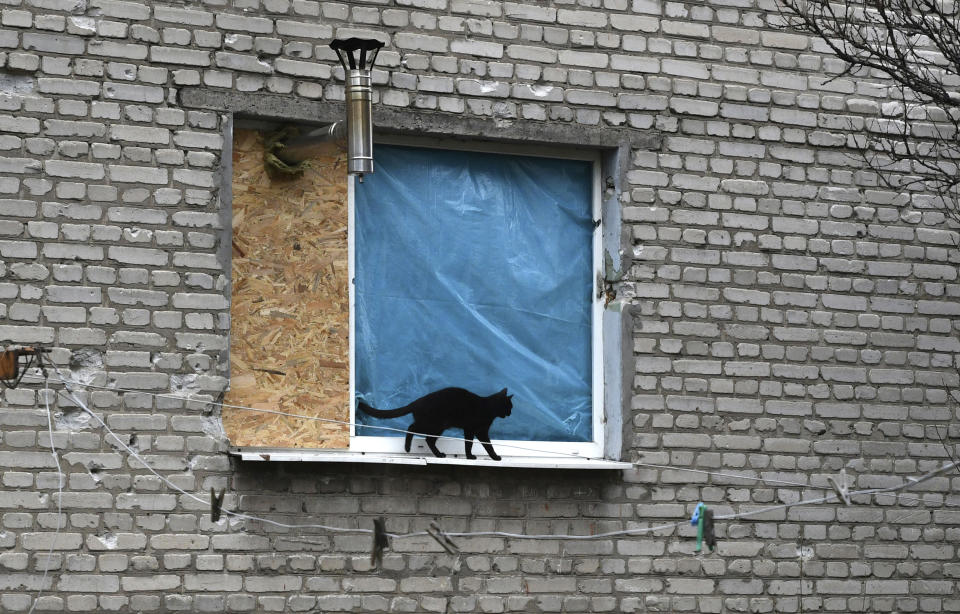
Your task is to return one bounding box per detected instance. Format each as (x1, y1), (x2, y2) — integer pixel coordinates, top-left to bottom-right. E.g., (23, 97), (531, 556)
(223, 124), (625, 466)
(350, 141), (605, 459)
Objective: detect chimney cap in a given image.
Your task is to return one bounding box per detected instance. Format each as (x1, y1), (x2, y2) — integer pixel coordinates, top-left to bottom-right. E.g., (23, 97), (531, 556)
(329, 38), (385, 71)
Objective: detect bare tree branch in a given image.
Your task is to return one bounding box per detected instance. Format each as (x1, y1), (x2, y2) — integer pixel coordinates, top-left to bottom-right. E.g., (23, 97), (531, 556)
(781, 0), (960, 471)
(781, 0), (960, 227)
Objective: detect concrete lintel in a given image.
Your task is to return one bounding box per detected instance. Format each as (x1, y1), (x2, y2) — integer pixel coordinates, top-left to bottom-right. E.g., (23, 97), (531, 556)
(178, 87), (661, 152)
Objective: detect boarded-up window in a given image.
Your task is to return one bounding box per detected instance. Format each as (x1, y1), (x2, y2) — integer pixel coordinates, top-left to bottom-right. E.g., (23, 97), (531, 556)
(222, 129), (350, 448)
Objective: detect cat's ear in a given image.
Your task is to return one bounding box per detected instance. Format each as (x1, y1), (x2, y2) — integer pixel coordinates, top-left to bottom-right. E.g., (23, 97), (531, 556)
(498, 388), (508, 396)
(507, 395), (513, 400)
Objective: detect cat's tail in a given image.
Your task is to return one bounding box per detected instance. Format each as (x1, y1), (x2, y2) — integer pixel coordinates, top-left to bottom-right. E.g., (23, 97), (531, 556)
(357, 400), (413, 419)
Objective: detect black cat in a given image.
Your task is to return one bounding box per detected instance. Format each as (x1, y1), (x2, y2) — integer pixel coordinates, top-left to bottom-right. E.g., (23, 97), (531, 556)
(357, 387), (513, 460)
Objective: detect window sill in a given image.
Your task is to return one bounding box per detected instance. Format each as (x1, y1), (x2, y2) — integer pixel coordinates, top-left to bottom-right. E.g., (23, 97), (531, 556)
(228, 447), (631, 470)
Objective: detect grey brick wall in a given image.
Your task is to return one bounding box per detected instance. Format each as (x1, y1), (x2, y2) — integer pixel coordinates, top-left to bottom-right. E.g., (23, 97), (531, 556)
(1, 0), (960, 612)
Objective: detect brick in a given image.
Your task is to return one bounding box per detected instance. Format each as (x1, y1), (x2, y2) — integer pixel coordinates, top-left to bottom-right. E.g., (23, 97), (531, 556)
(761, 31), (810, 50)
(109, 165), (168, 184)
(0, 240), (38, 258)
(245, 575), (303, 592)
(22, 33), (85, 54)
(87, 40), (148, 60)
(184, 574), (242, 591)
(57, 574), (120, 592)
(511, 83), (562, 101)
(37, 78), (100, 97)
(216, 14), (274, 33)
(46, 286), (101, 304)
(116, 494), (177, 511)
(504, 3), (557, 22)
(151, 46), (211, 66)
(120, 575), (180, 591)
(275, 58), (330, 78)
(451, 38), (503, 58)
(211, 534), (270, 550)
(506, 45), (557, 63)
(275, 20), (331, 38)
(558, 49), (608, 68)
(215, 52), (273, 74)
(108, 246), (168, 266)
(671, 97), (719, 116)
(20, 532), (83, 550)
(102, 82), (164, 103)
(109, 125), (170, 145)
(0, 157), (42, 174)
(395, 32), (448, 52)
(90, 0), (151, 20)
(43, 243), (104, 260)
(0, 492), (48, 509)
(154, 6), (213, 25)
(44, 160), (105, 180)
(59, 327), (107, 345)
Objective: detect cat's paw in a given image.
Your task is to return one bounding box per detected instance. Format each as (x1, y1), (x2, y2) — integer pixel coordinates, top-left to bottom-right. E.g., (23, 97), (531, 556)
(466, 453), (476, 459)
(433, 451), (446, 458)
(489, 454), (501, 461)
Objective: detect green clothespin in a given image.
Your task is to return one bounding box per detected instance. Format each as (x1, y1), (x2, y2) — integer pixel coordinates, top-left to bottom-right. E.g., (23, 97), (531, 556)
(691, 503), (716, 553)
(691, 503), (705, 552)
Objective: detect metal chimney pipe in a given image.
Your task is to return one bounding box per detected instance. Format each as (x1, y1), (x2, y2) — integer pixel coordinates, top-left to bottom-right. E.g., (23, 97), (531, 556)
(329, 37), (384, 182)
(345, 69), (374, 179)
(276, 121), (346, 163)
(271, 38), (384, 180)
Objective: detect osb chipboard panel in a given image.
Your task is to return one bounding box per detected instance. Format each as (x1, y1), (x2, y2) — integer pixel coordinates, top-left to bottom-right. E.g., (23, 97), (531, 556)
(222, 129), (350, 448)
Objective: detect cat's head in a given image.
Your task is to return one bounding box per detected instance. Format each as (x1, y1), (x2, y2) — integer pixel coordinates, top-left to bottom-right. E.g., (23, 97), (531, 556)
(497, 388), (513, 417)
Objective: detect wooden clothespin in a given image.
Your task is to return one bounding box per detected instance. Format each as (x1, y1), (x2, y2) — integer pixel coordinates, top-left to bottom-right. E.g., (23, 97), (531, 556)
(426, 520), (459, 555)
(427, 520), (461, 574)
(827, 469), (852, 506)
(210, 488), (226, 522)
(371, 517), (389, 569)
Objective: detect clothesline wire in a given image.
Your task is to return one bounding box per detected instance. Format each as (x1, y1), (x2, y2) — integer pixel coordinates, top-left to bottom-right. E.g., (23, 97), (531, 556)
(32, 374), (619, 462)
(42, 381), (960, 540)
(20, 372), (945, 501)
(25, 368), (954, 542)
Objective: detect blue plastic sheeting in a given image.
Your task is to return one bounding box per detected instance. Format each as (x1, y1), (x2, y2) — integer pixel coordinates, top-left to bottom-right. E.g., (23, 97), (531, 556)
(354, 144), (594, 442)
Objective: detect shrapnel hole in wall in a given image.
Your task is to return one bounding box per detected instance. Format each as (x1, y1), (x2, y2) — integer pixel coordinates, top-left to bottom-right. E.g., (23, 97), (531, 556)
(221, 129), (350, 448)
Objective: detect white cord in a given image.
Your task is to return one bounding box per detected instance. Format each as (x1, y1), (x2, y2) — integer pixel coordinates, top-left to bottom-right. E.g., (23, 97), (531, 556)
(51, 385), (374, 535)
(27, 375), (63, 614)
(21, 372), (912, 493)
(38, 369), (958, 543)
(628, 461), (811, 488)
(35, 375), (610, 461)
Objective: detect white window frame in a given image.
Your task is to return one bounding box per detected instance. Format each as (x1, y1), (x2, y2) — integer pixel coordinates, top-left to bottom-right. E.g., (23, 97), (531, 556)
(347, 136), (606, 460)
